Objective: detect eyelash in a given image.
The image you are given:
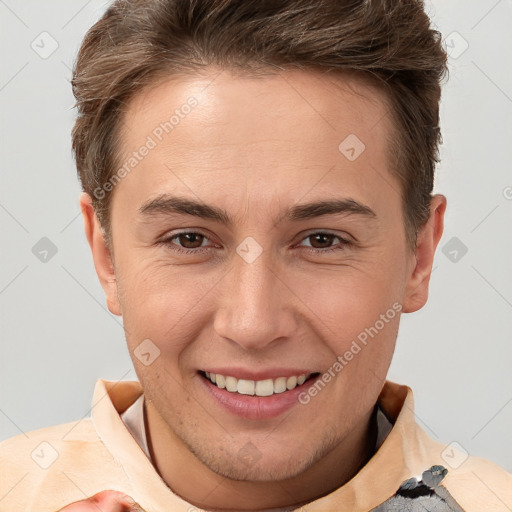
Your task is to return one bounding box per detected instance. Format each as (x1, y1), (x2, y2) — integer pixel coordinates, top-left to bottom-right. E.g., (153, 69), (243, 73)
(159, 230), (351, 255)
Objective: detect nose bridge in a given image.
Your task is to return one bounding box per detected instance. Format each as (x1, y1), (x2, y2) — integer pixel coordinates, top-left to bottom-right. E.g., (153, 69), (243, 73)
(214, 248), (295, 350)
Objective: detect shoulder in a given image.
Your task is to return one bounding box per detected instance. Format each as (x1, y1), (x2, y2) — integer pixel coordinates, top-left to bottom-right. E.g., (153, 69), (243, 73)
(378, 382), (512, 510)
(442, 451), (512, 511)
(408, 426), (512, 510)
(0, 417), (100, 466)
(0, 419), (128, 512)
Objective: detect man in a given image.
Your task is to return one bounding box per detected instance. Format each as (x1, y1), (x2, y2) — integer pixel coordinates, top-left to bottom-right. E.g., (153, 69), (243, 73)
(1, 1), (511, 511)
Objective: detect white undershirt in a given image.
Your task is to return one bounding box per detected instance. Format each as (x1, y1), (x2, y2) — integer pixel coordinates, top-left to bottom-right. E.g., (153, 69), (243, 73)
(120, 394), (152, 462)
(120, 394), (393, 464)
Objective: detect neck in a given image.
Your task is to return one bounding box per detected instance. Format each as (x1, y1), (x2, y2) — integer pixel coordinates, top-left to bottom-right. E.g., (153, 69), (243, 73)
(144, 403), (379, 511)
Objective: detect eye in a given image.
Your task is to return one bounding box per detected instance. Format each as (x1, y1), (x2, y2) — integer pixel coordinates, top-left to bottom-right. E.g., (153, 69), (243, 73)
(158, 230), (351, 256)
(159, 231), (213, 255)
(297, 232), (351, 254)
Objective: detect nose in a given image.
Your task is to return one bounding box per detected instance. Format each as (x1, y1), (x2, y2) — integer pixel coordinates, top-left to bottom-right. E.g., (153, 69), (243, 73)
(213, 248), (298, 351)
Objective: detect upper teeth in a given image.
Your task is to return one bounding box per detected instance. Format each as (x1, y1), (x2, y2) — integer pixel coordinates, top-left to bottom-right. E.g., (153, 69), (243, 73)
(205, 372), (309, 396)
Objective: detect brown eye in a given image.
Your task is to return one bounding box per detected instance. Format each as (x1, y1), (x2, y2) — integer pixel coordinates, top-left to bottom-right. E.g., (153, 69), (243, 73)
(308, 233), (337, 249)
(158, 230), (216, 255)
(175, 232), (206, 249)
(298, 232), (350, 254)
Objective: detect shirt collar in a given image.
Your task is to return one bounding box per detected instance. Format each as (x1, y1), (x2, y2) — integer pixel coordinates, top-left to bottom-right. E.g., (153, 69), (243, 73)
(91, 379), (440, 511)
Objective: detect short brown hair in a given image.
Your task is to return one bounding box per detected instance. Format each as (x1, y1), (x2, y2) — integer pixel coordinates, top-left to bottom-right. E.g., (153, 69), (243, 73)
(72, 0), (448, 248)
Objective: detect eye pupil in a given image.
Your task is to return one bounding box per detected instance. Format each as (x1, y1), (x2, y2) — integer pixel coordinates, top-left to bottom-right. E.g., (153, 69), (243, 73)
(310, 233), (334, 248)
(170, 232), (343, 253)
(179, 233), (204, 248)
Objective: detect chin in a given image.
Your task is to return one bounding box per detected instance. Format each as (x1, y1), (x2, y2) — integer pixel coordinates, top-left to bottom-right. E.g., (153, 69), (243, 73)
(197, 445), (318, 482)
(212, 460), (308, 482)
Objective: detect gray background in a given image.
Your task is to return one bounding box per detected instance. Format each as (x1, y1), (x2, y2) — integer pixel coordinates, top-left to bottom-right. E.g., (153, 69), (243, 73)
(1, 0), (511, 475)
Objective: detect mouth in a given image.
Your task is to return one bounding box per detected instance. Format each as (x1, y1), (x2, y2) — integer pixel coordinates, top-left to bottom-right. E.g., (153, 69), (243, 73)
(199, 370), (320, 397)
(198, 369), (323, 420)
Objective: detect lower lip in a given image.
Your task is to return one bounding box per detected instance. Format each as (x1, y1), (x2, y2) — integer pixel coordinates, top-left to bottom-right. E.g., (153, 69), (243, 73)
(199, 373), (319, 420)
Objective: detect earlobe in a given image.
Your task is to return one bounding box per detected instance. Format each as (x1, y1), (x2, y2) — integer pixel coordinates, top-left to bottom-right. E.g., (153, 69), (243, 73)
(79, 193), (122, 316)
(402, 194), (447, 313)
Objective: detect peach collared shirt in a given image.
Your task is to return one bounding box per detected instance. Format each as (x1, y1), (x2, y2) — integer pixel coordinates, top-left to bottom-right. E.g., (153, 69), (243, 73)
(1, 380), (511, 511)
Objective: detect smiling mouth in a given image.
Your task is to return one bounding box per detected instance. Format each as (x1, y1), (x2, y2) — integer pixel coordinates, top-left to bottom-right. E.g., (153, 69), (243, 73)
(200, 371), (320, 397)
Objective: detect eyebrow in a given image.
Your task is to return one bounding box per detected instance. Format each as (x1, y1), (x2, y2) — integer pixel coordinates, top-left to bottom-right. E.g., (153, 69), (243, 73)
(139, 194), (377, 226)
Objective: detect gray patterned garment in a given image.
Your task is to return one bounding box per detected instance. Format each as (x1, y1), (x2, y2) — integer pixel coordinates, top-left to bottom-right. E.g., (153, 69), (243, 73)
(370, 465), (465, 511)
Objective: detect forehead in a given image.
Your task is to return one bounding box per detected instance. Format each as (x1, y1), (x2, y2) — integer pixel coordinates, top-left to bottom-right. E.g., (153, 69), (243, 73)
(121, 67), (390, 148)
(113, 68), (396, 221)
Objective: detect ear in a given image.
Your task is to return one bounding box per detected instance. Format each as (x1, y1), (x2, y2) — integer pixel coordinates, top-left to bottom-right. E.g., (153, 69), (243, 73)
(79, 193), (122, 316)
(402, 194), (447, 313)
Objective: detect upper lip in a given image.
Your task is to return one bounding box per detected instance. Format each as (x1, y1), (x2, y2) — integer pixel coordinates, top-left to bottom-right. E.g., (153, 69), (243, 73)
(201, 368), (317, 381)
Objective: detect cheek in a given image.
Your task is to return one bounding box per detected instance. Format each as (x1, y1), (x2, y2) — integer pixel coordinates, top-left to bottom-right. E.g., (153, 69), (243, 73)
(115, 255), (221, 356)
(114, 230), (407, 368)
(298, 260), (404, 342)
(291, 249), (405, 388)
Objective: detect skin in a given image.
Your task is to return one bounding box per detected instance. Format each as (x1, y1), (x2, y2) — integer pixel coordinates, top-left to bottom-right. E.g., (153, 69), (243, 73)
(57, 490), (143, 511)
(78, 68), (446, 511)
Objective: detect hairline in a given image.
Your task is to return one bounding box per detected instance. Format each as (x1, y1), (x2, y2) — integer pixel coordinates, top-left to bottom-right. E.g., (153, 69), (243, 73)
(101, 65), (419, 251)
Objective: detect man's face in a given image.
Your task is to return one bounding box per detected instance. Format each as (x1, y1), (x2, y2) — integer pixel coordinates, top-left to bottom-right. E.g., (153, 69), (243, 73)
(105, 69), (415, 481)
